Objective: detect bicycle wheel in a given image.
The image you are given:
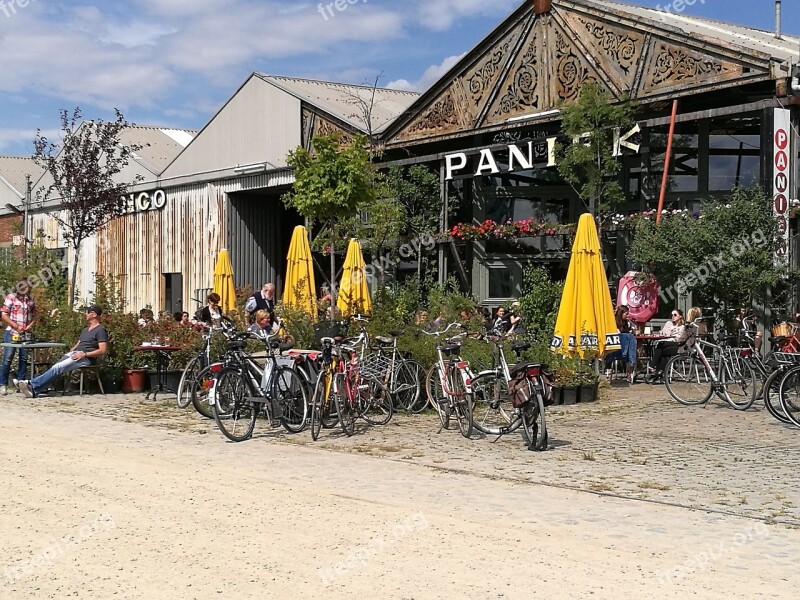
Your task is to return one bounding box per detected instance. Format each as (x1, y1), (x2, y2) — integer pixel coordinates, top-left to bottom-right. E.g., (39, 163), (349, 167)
(176, 356), (200, 409)
(720, 357), (757, 410)
(426, 365), (450, 429)
(522, 383), (548, 451)
(213, 368), (257, 442)
(357, 375), (393, 425)
(392, 360), (422, 412)
(273, 366), (308, 434)
(778, 366), (800, 427)
(399, 360), (427, 413)
(764, 368), (790, 423)
(470, 371), (520, 436)
(664, 354), (713, 405)
(191, 365), (218, 419)
(448, 367), (472, 438)
(333, 373), (355, 436)
(310, 372), (327, 441)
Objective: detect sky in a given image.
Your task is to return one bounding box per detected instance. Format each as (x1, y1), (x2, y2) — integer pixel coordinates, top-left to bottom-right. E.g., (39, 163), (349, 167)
(0, 0), (798, 156)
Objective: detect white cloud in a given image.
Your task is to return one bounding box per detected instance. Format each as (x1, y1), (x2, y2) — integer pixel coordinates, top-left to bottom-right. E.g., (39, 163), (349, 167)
(414, 0), (519, 31)
(388, 53), (465, 92)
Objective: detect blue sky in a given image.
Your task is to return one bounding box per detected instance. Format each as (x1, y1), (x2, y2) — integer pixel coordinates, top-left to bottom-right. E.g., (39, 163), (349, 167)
(0, 0), (797, 155)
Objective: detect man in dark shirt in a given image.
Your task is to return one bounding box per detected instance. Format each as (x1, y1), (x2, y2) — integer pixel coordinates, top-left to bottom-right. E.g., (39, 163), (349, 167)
(245, 282), (276, 322)
(18, 305), (108, 398)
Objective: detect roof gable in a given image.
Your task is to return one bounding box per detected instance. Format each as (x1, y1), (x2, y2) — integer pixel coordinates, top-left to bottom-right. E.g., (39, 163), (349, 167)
(385, 0), (795, 144)
(0, 156), (42, 197)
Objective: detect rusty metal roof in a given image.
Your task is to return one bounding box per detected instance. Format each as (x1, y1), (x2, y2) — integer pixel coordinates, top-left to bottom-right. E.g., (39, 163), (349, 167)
(584, 0), (799, 63)
(256, 75), (420, 134)
(0, 156), (43, 197)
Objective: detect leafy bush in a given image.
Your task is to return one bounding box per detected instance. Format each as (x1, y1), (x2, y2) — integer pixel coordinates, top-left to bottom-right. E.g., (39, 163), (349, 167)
(517, 265), (564, 342)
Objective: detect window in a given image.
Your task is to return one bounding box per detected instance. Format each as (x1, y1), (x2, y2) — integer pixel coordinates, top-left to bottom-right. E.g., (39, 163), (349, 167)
(708, 117), (760, 191)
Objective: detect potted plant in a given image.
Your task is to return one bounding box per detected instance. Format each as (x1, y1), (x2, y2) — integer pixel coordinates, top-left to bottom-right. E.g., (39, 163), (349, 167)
(577, 369), (600, 403)
(100, 366), (123, 394)
(551, 363), (582, 405)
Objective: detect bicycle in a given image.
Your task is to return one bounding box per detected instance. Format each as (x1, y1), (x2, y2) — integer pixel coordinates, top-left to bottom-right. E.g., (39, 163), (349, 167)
(339, 342), (393, 426)
(309, 336), (354, 440)
(420, 323), (474, 438)
(354, 323), (425, 413)
(470, 331), (549, 451)
(761, 352), (800, 424)
(177, 316), (236, 415)
(209, 331), (309, 442)
(663, 321), (757, 410)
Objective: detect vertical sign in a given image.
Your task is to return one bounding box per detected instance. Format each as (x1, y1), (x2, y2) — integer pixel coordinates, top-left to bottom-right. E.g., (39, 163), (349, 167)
(773, 108), (791, 266)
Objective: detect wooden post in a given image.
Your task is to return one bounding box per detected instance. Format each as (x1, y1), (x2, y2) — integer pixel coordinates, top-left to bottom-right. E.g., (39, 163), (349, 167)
(534, 0), (552, 15)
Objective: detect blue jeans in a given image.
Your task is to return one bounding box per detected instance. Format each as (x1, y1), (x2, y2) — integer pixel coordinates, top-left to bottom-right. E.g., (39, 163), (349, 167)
(30, 354), (90, 395)
(606, 333), (638, 367)
(0, 329), (28, 385)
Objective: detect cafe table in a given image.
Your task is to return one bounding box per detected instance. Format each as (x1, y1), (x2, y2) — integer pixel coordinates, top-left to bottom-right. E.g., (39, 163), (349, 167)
(0, 341), (67, 383)
(633, 334), (672, 382)
(134, 344), (181, 400)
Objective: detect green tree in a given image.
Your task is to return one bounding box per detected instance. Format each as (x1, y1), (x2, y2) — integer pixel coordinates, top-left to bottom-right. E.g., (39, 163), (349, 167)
(628, 187), (787, 311)
(557, 83), (635, 215)
(283, 133), (377, 312)
(517, 265), (564, 341)
(384, 164), (445, 282)
(33, 108), (144, 309)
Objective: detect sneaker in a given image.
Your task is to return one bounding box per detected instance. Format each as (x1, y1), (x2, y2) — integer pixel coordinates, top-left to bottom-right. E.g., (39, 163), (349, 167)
(11, 378), (19, 392)
(0, 385), (6, 395)
(20, 381), (34, 399)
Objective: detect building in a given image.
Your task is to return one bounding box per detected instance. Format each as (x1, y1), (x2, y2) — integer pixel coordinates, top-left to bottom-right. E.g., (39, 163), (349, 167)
(1, 0), (798, 314)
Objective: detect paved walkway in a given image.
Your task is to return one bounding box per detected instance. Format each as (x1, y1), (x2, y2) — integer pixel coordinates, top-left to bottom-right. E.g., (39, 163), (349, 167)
(5, 380), (799, 526)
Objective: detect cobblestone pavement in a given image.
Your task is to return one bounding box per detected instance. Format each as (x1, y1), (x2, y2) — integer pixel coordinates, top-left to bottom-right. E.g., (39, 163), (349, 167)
(7, 380), (800, 527)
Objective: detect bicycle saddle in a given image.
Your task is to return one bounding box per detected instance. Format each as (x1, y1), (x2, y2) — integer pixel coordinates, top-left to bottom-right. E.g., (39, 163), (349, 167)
(512, 342), (531, 352)
(388, 329), (403, 338)
(224, 340), (247, 351)
(279, 342), (294, 353)
(769, 335), (788, 344)
(374, 336), (394, 346)
(441, 344), (461, 355)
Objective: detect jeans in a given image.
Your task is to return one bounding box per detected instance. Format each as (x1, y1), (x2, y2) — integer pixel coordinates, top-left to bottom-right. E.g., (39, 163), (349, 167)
(0, 329), (28, 385)
(605, 333), (637, 367)
(30, 354), (90, 395)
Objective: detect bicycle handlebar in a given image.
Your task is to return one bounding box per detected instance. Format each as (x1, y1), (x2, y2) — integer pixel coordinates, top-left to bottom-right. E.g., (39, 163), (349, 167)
(417, 322), (463, 337)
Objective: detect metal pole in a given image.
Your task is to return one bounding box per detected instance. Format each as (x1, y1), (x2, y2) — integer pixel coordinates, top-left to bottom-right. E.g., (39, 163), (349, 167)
(24, 174), (30, 260)
(656, 100), (679, 225)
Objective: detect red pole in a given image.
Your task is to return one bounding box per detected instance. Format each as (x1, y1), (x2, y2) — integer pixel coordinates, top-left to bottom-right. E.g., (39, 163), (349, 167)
(656, 100), (679, 225)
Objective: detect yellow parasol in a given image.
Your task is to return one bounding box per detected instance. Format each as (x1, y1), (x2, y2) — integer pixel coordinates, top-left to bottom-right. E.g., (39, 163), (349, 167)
(551, 214), (620, 357)
(283, 225), (317, 317)
(337, 239), (372, 317)
(212, 248), (236, 314)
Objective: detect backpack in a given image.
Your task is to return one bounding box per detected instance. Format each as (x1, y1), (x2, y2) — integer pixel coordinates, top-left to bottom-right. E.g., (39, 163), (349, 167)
(507, 363), (555, 408)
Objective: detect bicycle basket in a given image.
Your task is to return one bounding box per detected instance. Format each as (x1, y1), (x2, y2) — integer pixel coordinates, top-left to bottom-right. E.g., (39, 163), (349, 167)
(313, 320), (349, 348)
(358, 352), (392, 380)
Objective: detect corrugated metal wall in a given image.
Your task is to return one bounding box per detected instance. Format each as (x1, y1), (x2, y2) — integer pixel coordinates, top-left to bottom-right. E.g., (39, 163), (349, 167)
(228, 192), (283, 295)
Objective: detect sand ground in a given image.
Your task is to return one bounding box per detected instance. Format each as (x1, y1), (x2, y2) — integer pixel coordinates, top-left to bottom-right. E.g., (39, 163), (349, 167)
(1, 383), (798, 599)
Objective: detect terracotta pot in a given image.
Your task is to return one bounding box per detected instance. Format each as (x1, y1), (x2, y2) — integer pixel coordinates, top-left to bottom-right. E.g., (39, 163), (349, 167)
(121, 369), (148, 393)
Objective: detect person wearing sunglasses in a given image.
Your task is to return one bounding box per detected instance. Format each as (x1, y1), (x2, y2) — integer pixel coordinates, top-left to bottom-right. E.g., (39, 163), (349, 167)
(647, 309), (688, 383)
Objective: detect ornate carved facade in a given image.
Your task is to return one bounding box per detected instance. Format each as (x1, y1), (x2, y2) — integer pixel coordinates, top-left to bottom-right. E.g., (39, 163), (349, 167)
(388, 1), (771, 144)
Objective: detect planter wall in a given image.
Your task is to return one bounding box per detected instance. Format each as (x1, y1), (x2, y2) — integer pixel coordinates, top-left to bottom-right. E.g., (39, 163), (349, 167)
(559, 386), (579, 405)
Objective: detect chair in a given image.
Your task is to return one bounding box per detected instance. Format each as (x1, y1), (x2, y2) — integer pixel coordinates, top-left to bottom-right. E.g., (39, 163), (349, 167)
(62, 365), (106, 396)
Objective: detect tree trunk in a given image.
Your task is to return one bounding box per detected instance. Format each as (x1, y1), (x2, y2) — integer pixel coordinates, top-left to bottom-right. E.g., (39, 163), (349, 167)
(69, 242), (82, 310)
(329, 237), (336, 322)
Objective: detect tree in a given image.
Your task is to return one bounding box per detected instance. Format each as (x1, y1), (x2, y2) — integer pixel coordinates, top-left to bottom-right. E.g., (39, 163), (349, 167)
(283, 133), (377, 313)
(627, 187), (788, 312)
(384, 164), (446, 283)
(557, 83), (636, 216)
(33, 108), (143, 309)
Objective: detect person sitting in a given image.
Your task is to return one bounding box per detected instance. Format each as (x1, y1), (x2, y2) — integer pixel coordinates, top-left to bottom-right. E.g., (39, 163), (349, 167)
(248, 309), (279, 337)
(606, 305), (637, 383)
(137, 308), (154, 327)
(180, 312), (192, 326)
(493, 307), (512, 334)
(647, 309), (688, 382)
(18, 305), (108, 398)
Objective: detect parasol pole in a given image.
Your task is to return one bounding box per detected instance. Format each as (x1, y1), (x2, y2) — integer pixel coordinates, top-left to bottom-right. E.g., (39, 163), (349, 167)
(656, 99), (679, 225)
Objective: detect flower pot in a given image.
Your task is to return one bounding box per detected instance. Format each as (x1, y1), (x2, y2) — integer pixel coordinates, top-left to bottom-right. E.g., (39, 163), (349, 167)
(121, 368), (148, 393)
(579, 383), (599, 403)
(560, 386), (579, 405)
